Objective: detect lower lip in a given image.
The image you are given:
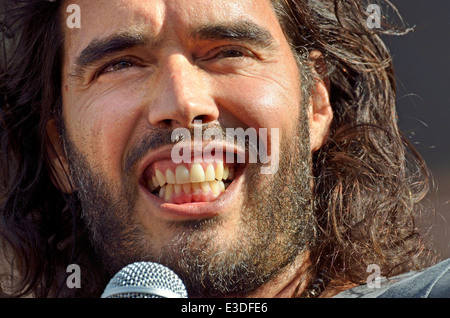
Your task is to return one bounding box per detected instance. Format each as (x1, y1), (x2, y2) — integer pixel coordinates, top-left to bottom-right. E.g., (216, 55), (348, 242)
(139, 166), (246, 221)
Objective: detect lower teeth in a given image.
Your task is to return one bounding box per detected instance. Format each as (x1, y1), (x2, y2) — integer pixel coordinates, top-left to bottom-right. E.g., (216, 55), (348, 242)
(151, 180), (232, 202)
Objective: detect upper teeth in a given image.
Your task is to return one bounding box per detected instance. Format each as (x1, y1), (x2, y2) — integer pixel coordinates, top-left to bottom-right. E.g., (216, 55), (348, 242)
(148, 162), (235, 191)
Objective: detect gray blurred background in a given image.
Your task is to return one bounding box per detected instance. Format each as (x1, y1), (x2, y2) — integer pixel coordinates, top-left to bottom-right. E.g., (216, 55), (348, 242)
(382, 0), (450, 259)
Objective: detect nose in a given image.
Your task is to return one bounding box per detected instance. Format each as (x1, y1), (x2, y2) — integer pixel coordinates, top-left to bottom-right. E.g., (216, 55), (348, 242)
(147, 54), (219, 129)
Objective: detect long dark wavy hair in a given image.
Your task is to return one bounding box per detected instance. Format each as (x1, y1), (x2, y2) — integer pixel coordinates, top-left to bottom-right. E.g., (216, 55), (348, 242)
(0, 0), (438, 297)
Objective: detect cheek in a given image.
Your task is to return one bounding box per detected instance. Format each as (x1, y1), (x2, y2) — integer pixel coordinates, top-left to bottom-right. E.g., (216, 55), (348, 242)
(215, 75), (302, 136)
(63, 89), (144, 179)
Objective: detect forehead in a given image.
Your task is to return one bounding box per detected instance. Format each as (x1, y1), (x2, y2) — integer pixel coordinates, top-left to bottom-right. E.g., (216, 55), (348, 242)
(62, 0), (282, 60)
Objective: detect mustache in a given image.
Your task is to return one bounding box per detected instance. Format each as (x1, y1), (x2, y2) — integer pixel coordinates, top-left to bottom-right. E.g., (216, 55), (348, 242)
(123, 123), (227, 175)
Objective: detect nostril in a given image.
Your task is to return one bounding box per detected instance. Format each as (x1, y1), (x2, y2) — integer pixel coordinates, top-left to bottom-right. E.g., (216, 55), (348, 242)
(162, 119), (173, 127)
(193, 115), (207, 122)
(192, 114), (218, 125)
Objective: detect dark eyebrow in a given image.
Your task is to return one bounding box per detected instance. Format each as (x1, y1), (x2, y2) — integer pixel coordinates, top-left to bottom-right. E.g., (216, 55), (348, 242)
(69, 21), (276, 79)
(191, 20), (277, 50)
(70, 31), (152, 79)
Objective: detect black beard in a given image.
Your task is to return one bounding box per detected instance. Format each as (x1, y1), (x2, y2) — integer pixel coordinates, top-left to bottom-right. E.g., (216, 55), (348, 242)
(63, 111), (315, 297)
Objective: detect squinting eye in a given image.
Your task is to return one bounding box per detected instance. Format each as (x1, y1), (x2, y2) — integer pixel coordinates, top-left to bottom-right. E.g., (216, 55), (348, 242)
(103, 60), (133, 73)
(94, 59), (140, 79)
(205, 46), (254, 61)
(216, 49), (245, 59)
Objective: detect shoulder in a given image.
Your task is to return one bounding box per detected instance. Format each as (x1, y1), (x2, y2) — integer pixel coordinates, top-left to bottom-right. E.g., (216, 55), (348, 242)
(333, 258), (450, 298)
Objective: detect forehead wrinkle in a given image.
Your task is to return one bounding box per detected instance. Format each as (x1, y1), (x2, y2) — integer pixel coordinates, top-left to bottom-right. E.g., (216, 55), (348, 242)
(64, 0), (285, 84)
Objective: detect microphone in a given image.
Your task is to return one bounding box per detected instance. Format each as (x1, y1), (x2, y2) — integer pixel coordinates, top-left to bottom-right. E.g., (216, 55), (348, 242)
(101, 261), (188, 298)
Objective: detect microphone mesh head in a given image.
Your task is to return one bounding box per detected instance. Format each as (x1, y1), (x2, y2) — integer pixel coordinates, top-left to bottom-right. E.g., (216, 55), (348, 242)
(101, 262), (188, 298)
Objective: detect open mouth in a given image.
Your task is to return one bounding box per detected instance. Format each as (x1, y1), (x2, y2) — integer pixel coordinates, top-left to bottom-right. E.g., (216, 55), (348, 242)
(140, 157), (242, 204)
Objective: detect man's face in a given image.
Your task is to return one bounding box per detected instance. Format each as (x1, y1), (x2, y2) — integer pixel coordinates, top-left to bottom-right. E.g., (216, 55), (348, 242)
(57, 0), (329, 297)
